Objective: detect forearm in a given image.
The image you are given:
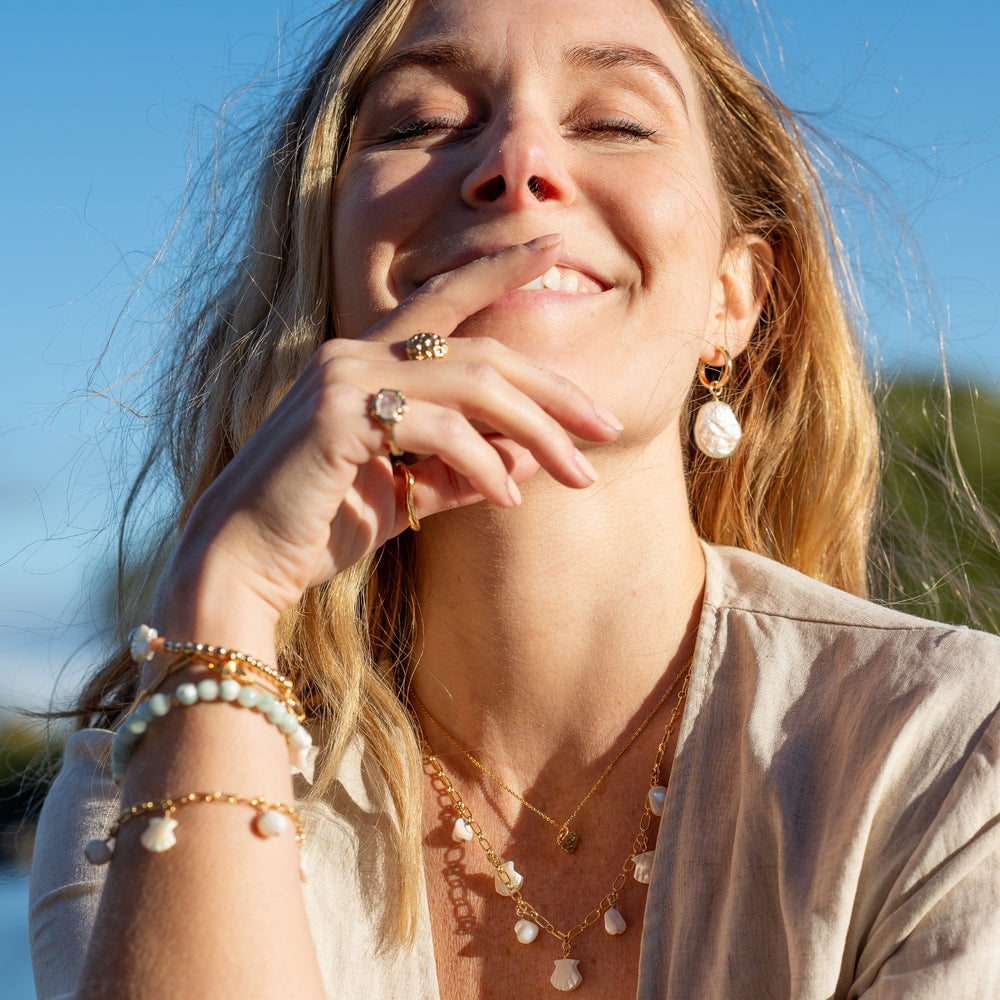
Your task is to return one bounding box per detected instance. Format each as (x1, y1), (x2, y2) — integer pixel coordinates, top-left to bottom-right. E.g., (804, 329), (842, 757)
(78, 575), (325, 1000)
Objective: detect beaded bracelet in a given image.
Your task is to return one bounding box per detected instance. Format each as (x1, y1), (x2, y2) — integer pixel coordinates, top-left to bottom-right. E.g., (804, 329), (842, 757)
(111, 675), (315, 785)
(129, 625), (304, 722)
(83, 791), (305, 872)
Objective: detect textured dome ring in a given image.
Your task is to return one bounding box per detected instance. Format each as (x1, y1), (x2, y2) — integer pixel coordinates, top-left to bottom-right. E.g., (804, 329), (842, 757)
(405, 332), (449, 361)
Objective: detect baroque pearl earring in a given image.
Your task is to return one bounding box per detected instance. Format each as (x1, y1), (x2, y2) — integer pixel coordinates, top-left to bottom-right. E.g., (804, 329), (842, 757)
(693, 346), (742, 458)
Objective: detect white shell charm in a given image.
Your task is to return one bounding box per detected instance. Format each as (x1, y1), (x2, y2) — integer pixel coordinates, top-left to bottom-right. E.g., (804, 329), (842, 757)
(648, 785), (667, 816)
(494, 859), (524, 896)
(632, 850), (656, 884)
(451, 817), (475, 843)
(129, 624), (158, 663)
(694, 399), (742, 458)
(551, 958), (583, 991)
(515, 919), (539, 944)
(140, 815), (179, 853)
(288, 726), (316, 784)
(604, 907), (627, 935)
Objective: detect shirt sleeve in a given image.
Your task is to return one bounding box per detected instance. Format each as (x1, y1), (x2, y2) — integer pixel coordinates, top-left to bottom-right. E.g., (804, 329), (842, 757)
(29, 729), (118, 1000)
(851, 707), (1000, 998)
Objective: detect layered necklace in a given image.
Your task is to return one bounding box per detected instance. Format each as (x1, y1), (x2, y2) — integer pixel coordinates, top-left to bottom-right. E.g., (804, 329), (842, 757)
(416, 658), (693, 992)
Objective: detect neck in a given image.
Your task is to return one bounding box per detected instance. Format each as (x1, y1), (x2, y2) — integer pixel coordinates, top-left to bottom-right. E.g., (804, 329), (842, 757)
(410, 436), (704, 789)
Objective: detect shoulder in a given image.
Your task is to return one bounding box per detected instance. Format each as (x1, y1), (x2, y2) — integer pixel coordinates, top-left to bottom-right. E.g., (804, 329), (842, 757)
(702, 541), (1000, 688)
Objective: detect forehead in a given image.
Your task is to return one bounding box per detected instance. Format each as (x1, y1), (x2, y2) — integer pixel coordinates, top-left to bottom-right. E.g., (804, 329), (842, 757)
(383, 0), (697, 93)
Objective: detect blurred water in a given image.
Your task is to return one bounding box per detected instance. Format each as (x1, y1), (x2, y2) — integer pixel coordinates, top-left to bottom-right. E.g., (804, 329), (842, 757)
(0, 867), (36, 999)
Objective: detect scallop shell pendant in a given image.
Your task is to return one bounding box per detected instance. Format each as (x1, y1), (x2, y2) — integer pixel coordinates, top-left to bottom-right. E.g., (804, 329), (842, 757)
(140, 815), (179, 853)
(694, 399), (742, 458)
(604, 907), (627, 935)
(551, 958), (583, 991)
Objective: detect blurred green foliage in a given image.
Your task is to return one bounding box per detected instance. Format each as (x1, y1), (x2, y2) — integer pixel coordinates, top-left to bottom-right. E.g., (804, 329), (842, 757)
(877, 374), (1000, 628)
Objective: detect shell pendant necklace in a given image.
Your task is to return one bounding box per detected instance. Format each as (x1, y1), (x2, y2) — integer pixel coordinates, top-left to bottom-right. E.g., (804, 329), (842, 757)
(413, 664), (686, 854)
(420, 660), (692, 992)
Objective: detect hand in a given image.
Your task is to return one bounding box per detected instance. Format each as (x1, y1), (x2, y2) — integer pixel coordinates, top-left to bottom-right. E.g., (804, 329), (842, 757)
(156, 234), (623, 634)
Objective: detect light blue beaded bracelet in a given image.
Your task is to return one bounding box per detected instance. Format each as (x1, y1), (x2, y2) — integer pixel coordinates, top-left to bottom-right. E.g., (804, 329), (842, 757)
(111, 676), (314, 784)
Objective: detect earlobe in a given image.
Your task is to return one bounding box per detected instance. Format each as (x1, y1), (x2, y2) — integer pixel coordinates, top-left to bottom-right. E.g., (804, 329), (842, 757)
(704, 236), (774, 363)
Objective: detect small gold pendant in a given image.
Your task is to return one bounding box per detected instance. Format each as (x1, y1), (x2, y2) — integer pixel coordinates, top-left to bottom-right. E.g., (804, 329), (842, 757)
(556, 827), (579, 853)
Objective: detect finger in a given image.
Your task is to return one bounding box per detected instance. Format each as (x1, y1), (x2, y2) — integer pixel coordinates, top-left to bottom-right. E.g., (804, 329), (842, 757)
(396, 441), (540, 530)
(363, 234), (563, 344)
(363, 362), (600, 487)
(375, 400), (529, 507)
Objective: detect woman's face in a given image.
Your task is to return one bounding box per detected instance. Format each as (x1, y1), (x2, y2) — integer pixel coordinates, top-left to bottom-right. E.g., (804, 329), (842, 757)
(333, 0), (738, 435)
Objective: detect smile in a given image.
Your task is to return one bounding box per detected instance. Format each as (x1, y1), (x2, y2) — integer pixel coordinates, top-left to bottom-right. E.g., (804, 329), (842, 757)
(517, 265), (603, 294)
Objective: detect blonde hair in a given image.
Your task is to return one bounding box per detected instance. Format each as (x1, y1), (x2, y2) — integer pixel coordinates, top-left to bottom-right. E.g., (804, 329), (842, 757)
(78, 0), (882, 941)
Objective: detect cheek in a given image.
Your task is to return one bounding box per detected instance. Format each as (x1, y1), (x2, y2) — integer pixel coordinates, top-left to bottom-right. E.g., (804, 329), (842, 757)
(332, 158), (429, 336)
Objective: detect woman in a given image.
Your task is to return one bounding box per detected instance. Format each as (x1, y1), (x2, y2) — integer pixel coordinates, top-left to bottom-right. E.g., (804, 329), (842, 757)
(30, 0), (1000, 996)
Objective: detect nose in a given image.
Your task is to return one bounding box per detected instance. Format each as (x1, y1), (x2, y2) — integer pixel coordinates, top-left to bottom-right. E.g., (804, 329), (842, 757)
(460, 114), (576, 209)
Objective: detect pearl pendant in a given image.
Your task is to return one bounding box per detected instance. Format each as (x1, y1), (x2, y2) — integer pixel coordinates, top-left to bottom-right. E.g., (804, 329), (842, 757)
(694, 398), (742, 457)
(632, 850), (656, 884)
(514, 919), (539, 944)
(451, 818), (474, 843)
(551, 958), (583, 991)
(494, 859), (524, 896)
(648, 785), (667, 816)
(604, 907), (627, 935)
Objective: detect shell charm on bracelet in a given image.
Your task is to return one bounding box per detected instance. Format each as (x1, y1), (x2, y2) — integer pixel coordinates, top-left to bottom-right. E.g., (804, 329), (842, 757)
(494, 859), (524, 896)
(140, 816), (179, 853)
(551, 958), (583, 992)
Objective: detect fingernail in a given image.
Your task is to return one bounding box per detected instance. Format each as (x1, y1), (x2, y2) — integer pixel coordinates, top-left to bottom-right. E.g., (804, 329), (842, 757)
(593, 403), (624, 432)
(574, 450), (599, 483)
(524, 233), (562, 252)
(507, 477), (522, 505)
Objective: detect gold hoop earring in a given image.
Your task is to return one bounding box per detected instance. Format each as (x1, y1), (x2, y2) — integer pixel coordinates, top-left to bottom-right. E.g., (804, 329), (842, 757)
(693, 347), (742, 458)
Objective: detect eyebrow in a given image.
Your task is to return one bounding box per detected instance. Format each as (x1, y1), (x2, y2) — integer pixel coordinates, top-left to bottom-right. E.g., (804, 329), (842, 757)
(362, 42), (478, 94)
(363, 41), (689, 115)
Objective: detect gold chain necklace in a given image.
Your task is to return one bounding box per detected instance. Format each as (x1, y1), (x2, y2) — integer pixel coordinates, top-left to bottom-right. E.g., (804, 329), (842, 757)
(421, 662), (692, 993)
(413, 658), (691, 854)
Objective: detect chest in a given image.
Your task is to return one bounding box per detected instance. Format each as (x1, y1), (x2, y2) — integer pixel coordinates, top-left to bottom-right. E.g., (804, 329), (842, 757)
(421, 779), (657, 999)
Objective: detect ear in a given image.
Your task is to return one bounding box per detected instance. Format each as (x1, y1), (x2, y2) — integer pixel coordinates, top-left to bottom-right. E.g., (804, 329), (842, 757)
(702, 235), (774, 365)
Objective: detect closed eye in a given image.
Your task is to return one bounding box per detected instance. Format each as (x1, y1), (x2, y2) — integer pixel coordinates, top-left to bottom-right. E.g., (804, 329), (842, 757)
(568, 119), (657, 141)
(385, 116), (472, 142)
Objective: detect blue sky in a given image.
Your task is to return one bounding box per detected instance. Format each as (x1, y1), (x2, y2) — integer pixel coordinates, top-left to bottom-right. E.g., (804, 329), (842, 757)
(2, 0), (998, 709)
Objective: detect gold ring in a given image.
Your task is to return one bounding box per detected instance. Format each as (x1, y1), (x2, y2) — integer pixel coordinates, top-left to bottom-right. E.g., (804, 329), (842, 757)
(394, 461), (420, 532)
(405, 332), (448, 361)
(370, 388), (408, 457)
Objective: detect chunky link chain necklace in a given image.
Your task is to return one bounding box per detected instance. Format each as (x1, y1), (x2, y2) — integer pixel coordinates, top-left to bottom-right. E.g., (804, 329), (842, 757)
(413, 661), (689, 854)
(420, 661), (692, 992)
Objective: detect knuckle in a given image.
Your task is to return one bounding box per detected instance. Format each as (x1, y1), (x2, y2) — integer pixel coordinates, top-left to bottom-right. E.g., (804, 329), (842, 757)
(462, 361), (502, 390)
(434, 408), (470, 443)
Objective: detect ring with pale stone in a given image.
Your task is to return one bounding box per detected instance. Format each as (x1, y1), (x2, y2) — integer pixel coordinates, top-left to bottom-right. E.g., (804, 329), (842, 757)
(370, 388), (409, 457)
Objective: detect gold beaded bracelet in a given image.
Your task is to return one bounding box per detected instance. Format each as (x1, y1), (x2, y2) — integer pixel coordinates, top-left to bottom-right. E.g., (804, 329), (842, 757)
(128, 625), (304, 722)
(84, 791), (305, 873)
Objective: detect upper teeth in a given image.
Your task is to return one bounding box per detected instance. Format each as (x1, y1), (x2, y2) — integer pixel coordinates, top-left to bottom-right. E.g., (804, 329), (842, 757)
(518, 266), (595, 294)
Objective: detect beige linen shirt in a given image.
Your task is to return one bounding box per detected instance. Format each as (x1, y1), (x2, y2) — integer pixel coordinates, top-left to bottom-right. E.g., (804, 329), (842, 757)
(30, 544), (1000, 998)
